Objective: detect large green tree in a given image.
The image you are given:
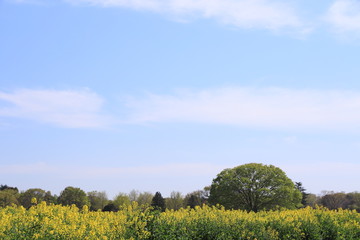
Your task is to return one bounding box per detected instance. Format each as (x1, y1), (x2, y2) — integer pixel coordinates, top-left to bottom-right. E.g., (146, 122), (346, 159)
(58, 186), (89, 209)
(208, 163), (302, 212)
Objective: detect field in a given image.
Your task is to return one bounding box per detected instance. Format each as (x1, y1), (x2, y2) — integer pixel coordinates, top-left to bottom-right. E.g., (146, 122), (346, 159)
(0, 202), (360, 240)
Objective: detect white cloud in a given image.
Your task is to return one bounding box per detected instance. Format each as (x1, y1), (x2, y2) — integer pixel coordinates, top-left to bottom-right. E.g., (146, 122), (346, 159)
(125, 87), (360, 130)
(325, 0), (360, 34)
(0, 89), (111, 128)
(66, 0), (305, 32)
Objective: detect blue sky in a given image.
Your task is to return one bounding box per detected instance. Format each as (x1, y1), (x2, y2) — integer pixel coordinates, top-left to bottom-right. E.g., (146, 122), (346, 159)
(1, 0), (360, 198)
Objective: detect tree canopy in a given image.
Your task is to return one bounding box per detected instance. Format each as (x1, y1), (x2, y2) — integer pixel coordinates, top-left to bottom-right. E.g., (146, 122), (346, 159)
(151, 192), (165, 211)
(58, 186), (89, 209)
(87, 191), (108, 211)
(208, 163), (302, 212)
(19, 188), (55, 208)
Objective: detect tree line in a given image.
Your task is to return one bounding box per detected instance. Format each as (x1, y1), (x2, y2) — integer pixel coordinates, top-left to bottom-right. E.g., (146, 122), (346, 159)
(0, 185), (208, 212)
(1, 163), (359, 212)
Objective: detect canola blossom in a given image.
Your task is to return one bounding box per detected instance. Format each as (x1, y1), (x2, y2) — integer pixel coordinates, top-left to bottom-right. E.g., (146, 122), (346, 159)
(0, 202), (360, 239)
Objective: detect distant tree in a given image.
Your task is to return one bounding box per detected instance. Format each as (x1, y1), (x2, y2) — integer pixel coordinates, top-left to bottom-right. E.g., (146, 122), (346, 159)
(87, 191), (108, 211)
(102, 201), (119, 212)
(184, 188), (209, 208)
(0, 185), (19, 192)
(295, 182), (308, 207)
(209, 163), (302, 212)
(128, 190), (140, 202)
(58, 186), (90, 209)
(305, 193), (319, 208)
(137, 192), (153, 206)
(187, 195), (200, 209)
(113, 193), (131, 208)
(151, 192), (165, 211)
(166, 191), (183, 210)
(0, 189), (19, 207)
(345, 192), (360, 212)
(19, 188), (56, 208)
(320, 191), (348, 210)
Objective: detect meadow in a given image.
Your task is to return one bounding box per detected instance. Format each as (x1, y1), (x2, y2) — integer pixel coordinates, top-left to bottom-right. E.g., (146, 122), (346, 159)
(0, 202), (360, 240)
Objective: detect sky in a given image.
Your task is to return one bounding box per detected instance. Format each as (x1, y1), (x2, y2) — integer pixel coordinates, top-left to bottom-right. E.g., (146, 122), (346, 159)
(1, 0), (360, 199)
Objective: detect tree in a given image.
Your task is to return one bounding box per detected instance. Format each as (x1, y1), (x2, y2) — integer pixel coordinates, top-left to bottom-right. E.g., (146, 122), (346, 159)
(151, 192), (165, 211)
(0, 189), (19, 207)
(184, 188), (209, 208)
(186, 195), (199, 209)
(137, 192), (153, 206)
(128, 190), (140, 202)
(58, 186), (90, 209)
(305, 193), (318, 208)
(0, 185), (19, 192)
(113, 193), (130, 208)
(208, 163), (302, 212)
(19, 188), (56, 208)
(345, 192), (360, 212)
(87, 191), (108, 211)
(102, 201), (119, 212)
(319, 191), (348, 210)
(295, 182), (309, 206)
(166, 191), (183, 210)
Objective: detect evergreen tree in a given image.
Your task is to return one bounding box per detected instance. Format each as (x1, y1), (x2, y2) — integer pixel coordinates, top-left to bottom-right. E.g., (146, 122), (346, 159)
(151, 192), (165, 211)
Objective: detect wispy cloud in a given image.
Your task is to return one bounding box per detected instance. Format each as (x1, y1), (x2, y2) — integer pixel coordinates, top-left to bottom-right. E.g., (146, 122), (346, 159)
(66, 0), (306, 32)
(0, 89), (111, 128)
(325, 0), (360, 35)
(125, 87), (360, 130)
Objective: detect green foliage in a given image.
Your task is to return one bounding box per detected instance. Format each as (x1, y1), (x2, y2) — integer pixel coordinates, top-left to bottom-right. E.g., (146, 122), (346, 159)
(102, 201), (119, 212)
(295, 182), (309, 206)
(136, 192), (153, 206)
(305, 193), (318, 207)
(113, 193), (131, 208)
(127, 190), (153, 206)
(0, 185), (18, 193)
(151, 192), (165, 212)
(87, 191), (108, 211)
(165, 191), (183, 210)
(0, 190), (19, 208)
(186, 195), (199, 209)
(346, 192), (360, 211)
(209, 163), (302, 211)
(58, 186), (90, 209)
(19, 188), (55, 209)
(184, 188), (209, 208)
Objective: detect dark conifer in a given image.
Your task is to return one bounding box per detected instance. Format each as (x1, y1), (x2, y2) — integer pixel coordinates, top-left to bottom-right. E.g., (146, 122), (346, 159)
(151, 191), (165, 211)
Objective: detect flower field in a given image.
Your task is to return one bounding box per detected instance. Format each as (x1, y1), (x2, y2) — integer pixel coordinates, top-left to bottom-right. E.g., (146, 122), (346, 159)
(0, 202), (360, 239)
